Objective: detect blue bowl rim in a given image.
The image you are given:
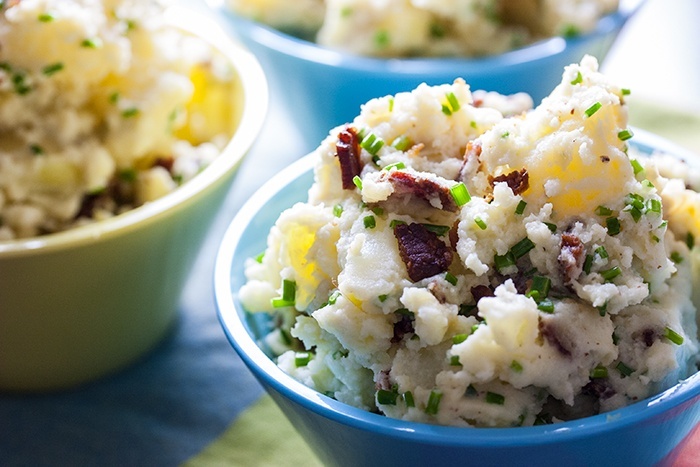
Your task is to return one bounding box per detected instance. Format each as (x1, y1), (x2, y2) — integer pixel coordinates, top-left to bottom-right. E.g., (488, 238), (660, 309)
(208, 0), (646, 74)
(214, 127), (700, 447)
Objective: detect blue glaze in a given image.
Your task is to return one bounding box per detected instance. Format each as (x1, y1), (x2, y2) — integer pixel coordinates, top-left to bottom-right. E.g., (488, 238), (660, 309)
(214, 130), (700, 467)
(211, 0), (644, 153)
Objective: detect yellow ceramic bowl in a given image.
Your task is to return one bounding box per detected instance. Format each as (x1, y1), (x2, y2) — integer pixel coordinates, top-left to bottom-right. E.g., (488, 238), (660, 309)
(0, 6), (268, 392)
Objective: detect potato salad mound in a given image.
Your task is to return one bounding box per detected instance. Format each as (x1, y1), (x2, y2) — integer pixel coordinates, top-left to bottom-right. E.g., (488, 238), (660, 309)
(228, 0), (618, 57)
(0, 0), (237, 239)
(240, 56), (700, 427)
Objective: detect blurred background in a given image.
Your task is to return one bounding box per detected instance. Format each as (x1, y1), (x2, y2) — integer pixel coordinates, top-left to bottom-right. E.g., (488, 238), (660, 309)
(1, 0), (698, 465)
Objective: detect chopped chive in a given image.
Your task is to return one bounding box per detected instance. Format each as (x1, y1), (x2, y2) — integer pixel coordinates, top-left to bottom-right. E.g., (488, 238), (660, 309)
(647, 198), (661, 214)
(377, 388), (398, 405)
(42, 62), (64, 76)
(450, 182), (471, 206)
(389, 219), (406, 228)
(395, 308), (414, 318)
(371, 206), (384, 216)
(529, 275), (551, 298)
(470, 121), (477, 129)
(271, 297), (294, 308)
(686, 232), (695, 250)
(606, 217), (621, 236)
(630, 159), (644, 175)
(671, 251), (683, 264)
(118, 168), (137, 182)
(510, 360), (523, 372)
(281, 279), (296, 302)
(600, 266), (621, 281)
(254, 251), (265, 263)
(561, 24), (580, 38)
(494, 252), (516, 271)
(628, 206), (642, 222)
(570, 71), (583, 85)
(626, 193), (645, 210)
(598, 302), (607, 316)
(664, 327), (684, 345)
(616, 361), (634, 378)
(279, 329), (292, 346)
(595, 246), (609, 259)
(595, 205), (613, 216)
(617, 129), (634, 141)
(122, 107), (140, 118)
(450, 355), (461, 366)
(474, 216), (487, 230)
(544, 222), (557, 233)
(360, 132), (385, 156)
(333, 204), (343, 217)
(459, 304), (476, 316)
(38, 12), (54, 22)
(452, 333), (469, 345)
(425, 390), (442, 415)
(445, 272), (458, 286)
(388, 97), (394, 112)
(510, 237), (535, 259)
(403, 391), (415, 408)
(515, 200), (527, 215)
(327, 290), (341, 305)
(538, 299), (554, 313)
(422, 224), (450, 236)
(383, 161), (406, 171)
(584, 102), (602, 117)
(590, 365), (608, 378)
(352, 175), (363, 190)
(378, 294), (388, 303)
(486, 391), (505, 405)
(374, 30), (389, 48)
(81, 37), (103, 48)
(29, 144), (44, 155)
(372, 154), (380, 165)
(430, 22), (446, 38)
(363, 215), (376, 229)
(441, 92), (460, 116)
(621, 88), (631, 96)
(391, 135), (412, 151)
(294, 352), (311, 367)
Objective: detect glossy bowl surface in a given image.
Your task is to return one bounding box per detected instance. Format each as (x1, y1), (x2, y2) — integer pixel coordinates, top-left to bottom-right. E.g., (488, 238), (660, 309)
(210, 0), (644, 152)
(214, 129), (700, 467)
(0, 6), (268, 392)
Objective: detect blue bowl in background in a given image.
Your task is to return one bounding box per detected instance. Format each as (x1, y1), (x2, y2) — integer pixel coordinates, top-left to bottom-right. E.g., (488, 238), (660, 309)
(214, 129), (700, 467)
(208, 0), (645, 153)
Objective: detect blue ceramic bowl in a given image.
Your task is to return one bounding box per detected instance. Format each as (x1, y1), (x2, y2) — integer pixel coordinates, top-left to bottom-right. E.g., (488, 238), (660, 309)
(214, 129), (700, 467)
(209, 0), (644, 152)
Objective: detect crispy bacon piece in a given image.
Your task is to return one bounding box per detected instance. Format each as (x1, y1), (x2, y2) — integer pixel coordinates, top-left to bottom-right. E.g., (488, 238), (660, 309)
(582, 378), (616, 401)
(153, 156), (175, 172)
(394, 222), (453, 282)
(559, 233), (585, 285)
(375, 370), (392, 391)
(335, 126), (362, 190)
(489, 168), (529, 195)
(449, 219), (460, 250)
(471, 285), (494, 303)
(391, 314), (415, 343)
(635, 327), (660, 347)
(458, 140), (482, 182)
(538, 318), (572, 357)
(385, 171), (458, 212)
